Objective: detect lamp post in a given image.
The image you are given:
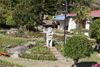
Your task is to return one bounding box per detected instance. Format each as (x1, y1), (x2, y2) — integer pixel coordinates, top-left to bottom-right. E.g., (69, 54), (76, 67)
(64, 0), (67, 46)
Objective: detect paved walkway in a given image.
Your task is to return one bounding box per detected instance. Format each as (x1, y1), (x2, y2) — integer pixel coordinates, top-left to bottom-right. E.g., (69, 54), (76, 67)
(49, 47), (65, 62)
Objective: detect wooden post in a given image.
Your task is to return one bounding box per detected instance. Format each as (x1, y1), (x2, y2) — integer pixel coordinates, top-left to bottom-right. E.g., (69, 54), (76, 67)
(27, 29), (30, 37)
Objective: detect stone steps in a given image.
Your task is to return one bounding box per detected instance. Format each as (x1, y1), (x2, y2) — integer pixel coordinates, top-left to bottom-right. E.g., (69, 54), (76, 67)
(49, 47), (65, 62)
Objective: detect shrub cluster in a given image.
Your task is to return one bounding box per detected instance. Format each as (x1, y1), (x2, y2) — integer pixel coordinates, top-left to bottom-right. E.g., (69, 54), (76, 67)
(20, 52), (57, 61)
(64, 35), (93, 60)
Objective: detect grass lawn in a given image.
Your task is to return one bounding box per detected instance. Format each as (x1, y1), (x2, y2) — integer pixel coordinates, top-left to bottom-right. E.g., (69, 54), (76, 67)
(0, 56), (73, 67)
(20, 45), (57, 60)
(0, 36), (30, 48)
(80, 52), (100, 62)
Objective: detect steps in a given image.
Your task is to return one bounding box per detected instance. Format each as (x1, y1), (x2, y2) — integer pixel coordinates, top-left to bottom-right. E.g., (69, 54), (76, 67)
(49, 47), (65, 62)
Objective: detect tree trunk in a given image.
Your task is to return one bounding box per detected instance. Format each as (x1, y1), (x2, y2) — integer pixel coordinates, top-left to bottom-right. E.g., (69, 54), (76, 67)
(74, 59), (78, 67)
(41, 14), (44, 25)
(79, 20), (82, 34)
(96, 39), (100, 50)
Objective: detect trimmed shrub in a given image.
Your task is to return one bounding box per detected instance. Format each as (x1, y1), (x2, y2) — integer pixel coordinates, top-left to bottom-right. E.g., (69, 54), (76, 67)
(64, 35), (93, 67)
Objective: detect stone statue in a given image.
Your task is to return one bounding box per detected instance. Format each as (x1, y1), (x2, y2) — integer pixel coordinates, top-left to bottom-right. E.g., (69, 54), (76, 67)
(44, 27), (53, 47)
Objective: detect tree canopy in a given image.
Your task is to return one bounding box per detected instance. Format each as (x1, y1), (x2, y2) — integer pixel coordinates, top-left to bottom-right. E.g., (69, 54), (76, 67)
(0, 0), (100, 29)
(64, 35), (93, 67)
(0, 0), (63, 29)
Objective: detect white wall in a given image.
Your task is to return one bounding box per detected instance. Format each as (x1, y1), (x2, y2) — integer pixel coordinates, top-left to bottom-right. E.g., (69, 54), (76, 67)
(59, 18), (76, 31)
(60, 20), (64, 30)
(85, 21), (90, 30)
(68, 18), (76, 31)
(60, 18), (69, 30)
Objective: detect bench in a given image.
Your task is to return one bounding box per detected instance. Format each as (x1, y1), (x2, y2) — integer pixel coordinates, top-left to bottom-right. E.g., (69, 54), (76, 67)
(0, 52), (9, 56)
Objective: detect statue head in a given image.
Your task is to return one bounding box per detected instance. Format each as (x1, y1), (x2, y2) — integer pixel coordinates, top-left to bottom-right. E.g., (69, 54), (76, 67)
(48, 27), (52, 33)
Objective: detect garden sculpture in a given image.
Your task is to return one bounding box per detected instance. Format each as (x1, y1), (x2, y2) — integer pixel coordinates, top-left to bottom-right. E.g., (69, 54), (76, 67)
(43, 27), (45, 33)
(44, 27), (53, 47)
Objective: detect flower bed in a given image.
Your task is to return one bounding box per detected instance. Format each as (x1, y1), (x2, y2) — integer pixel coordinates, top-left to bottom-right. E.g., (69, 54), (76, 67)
(20, 53), (57, 60)
(91, 63), (100, 67)
(20, 45), (57, 61)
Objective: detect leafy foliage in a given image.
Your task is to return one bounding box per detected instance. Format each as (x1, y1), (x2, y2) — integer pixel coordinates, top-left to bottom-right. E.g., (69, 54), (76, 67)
(70, 0), (94, 34)
(64, 35), (93, 61)
(6, 15), (16, 26)
(46, 15), (53, 20)
(89, 18), (100, 39)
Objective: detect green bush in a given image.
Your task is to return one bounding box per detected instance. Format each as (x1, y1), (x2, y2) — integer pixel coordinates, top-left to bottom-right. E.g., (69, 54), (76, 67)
(6, 15), (16, 26)
(89, 18), (100, 39)
(46, 15), (53, 20)
(64, 35), (93, 66)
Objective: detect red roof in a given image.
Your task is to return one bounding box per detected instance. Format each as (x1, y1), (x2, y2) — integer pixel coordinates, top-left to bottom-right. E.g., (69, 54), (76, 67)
(90, 10), (100, 17)
(67, 10), (100, 17)
(67, 13), (76, 16)
(43, 20), (53, 24)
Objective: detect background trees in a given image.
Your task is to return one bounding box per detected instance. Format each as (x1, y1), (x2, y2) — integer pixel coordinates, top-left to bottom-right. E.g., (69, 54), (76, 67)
(0, 0), (100, 30)
(70, 0), (100, 34)
(0, 0), (64, 30)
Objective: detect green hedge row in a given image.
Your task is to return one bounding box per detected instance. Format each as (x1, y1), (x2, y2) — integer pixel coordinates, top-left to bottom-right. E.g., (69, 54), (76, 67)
(20, 52), (57, 61)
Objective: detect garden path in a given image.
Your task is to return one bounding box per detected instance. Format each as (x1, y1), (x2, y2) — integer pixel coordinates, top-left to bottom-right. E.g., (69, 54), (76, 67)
(49, 47), (65, 62)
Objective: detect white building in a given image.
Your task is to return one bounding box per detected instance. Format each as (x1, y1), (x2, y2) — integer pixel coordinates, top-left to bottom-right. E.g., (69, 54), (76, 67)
(53, 10), (100, 31)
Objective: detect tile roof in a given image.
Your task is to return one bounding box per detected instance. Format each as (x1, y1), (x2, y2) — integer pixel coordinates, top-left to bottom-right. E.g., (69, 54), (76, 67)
(90, 10), (100, 17)
(43, 20), (53, 24)
(66, 10), (100, 17)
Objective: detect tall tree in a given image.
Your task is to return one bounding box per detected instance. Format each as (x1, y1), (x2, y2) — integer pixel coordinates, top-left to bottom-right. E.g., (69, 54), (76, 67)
(12, 0), (43, 29)
(70, 0), (94, 34)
